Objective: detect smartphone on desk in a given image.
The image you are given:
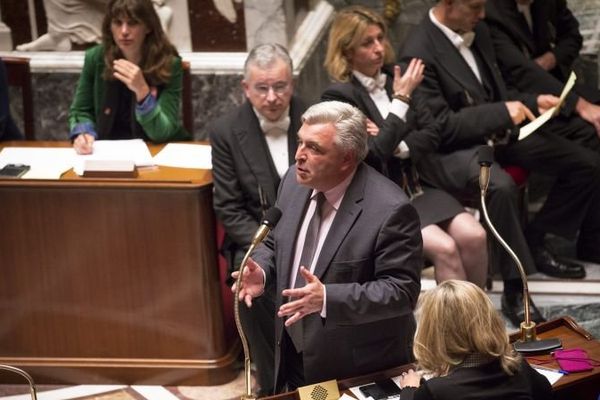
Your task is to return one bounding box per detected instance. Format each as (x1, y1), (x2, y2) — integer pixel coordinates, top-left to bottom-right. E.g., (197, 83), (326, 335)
(0, 163), (30, 178)
(359, 378), (402, 400)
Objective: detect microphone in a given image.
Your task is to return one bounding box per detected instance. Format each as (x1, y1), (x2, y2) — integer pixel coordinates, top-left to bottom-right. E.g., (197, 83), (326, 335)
(478, 144), (494, 195)
(477, 146), (560, 353)
(234, 206), (281, 400)
(250, 207), (282, 247)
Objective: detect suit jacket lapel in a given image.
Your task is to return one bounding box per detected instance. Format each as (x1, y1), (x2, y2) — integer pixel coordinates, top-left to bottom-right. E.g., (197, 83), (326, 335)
(424, 18), (487, 104)
(279, 181), (312, 291)
(233, 102), (280, 206)
(312, 164), (365, 280)
(350, 76), (386, 126)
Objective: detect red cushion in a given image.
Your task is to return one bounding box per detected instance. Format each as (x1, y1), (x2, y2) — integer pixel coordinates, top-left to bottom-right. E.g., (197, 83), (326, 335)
(503, 165), (529, 186)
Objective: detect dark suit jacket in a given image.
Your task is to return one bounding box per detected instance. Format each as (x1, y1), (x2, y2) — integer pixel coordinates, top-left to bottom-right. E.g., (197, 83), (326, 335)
(0, 59), (22, 141)
(400, 17), (538, 152)
(485, 0), (597, 116)
(209, 96), (305, 255)
(321, 66), (441, 166)
(401, 359), (552, 400)
(253, 163), (423, 387)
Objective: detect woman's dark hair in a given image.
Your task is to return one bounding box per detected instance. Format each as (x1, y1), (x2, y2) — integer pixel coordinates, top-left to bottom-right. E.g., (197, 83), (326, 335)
(102, 0), (178, 85)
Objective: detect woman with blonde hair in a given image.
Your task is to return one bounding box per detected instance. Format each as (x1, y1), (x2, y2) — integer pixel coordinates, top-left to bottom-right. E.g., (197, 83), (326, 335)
(322, 6), (488, 287)
(69, 0), (188, 154)
(399, 280), (552, 399)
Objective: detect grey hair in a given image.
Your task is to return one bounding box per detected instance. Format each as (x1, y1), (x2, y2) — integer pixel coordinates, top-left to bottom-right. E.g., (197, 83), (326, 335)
(244, 43), (293, 80)
(301, 101), (369, 161)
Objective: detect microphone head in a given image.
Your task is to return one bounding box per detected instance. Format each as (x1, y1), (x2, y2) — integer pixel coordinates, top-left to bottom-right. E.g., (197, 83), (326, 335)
(263, 207), (282, 228)
(478, 145), (494, 167)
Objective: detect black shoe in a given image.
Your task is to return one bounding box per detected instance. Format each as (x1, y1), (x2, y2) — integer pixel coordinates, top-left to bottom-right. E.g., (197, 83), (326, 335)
(531, 245), (586, 279)
(501, 292), (546, 327)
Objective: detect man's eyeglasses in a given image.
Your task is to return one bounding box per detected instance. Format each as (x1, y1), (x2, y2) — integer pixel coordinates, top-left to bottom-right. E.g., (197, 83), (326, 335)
(252, 82), (290, 97)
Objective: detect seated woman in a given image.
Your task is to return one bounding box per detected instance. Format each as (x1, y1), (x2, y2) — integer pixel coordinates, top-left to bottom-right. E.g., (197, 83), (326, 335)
(322, 6), (487, 287)
(399, 280), (552, 399)
(68, 0), (188, 154)
(0, 59), (23, 141)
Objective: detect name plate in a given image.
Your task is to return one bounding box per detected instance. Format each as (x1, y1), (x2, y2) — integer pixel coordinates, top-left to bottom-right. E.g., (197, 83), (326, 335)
(82, 159), (138, 178)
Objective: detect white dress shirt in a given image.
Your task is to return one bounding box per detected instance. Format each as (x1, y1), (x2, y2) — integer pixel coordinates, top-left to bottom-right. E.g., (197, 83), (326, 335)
(516, 0), (534, 32)
(429, 8), (482, 84)
(254, 107), (290, 178)
(290, 169), (356, 317)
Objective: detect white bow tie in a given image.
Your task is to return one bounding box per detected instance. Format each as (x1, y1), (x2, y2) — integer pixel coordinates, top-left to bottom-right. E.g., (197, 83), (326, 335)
(363, 73), (387, 93)
(260, 115), (290, 134)
(461, 31), (476, 48)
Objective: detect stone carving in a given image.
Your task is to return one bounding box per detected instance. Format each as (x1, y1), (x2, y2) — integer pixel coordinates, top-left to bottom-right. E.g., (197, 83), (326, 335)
(16, 0), (173, 51)
(212, 0), (242, 24)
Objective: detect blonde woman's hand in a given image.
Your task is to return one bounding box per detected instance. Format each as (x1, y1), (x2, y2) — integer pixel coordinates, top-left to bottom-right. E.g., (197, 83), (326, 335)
(399, 369), (421, 389)
(393, 58), (425, 99)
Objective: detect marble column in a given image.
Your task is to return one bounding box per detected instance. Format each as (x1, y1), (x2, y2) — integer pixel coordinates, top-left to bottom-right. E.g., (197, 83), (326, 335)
(0, 4), (13, 51)
(244, 0), (287, 49)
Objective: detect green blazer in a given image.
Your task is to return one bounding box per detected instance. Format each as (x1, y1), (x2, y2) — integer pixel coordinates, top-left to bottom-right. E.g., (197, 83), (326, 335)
(68, 45), (189, 141)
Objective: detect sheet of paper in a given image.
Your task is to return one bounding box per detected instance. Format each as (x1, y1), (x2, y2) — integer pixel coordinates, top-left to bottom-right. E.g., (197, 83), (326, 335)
(0, 147), (76, 179)
(152, 143), (212, 169)
(518, 71), (577, 141)
(73, 139), (154, 175)
(518, 107), (555, 140)
(555, 71), (577, 114)
(532, 366), (564, 385)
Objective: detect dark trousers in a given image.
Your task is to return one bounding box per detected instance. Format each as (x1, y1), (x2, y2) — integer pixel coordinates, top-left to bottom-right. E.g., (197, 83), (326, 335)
(419, 126), (600, 280)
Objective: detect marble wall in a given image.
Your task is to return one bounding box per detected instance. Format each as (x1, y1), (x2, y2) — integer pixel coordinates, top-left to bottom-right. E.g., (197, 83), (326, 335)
(6, 0), (600, 142)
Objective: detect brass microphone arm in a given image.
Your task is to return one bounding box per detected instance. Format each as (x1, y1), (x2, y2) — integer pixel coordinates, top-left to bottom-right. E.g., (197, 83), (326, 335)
(234, 241), (259, 400)
(0, 364), (37, 400)
(480, 188), (537, 341)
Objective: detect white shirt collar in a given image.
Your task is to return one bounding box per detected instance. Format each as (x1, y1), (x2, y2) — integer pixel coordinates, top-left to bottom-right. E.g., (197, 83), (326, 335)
(352, 69), (387, 93)
(429, 8), (474, 49)
(253, 106), (290, 135)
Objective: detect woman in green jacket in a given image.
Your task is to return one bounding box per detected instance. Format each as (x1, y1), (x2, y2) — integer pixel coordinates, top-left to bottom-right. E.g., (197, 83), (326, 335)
(69, 0), (188, 154)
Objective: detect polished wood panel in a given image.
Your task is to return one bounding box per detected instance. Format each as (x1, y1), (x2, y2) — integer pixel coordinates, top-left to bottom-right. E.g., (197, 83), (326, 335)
(0, 142), (238, 385)
(262, 317), (600, 400)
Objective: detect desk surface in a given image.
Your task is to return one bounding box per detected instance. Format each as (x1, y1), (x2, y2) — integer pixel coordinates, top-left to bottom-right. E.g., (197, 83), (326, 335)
(263, 317), (600, 400)
(0, 140), (213, 188)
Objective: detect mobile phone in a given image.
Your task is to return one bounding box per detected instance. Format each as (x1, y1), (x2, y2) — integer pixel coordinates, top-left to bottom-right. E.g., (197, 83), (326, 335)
(359, 378), (402, 399)
(0, 163), (30, 178)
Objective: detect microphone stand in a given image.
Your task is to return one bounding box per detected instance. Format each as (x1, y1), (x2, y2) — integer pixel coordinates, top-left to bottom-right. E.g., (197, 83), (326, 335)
(233, 207), (281, 400)
(478, 146), (560, 353)
(0, 364), (37, 399)
(234, 241), (260, 400)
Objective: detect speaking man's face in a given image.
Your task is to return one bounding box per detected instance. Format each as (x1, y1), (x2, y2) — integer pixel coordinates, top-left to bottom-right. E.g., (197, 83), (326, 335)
(295, 122), (353, 192)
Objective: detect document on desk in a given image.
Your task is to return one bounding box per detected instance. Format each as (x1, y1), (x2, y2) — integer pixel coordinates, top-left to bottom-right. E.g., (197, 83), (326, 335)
(519, 72), (577, 141)
(0, 147), (76, 179)
(73, 139), (154, 175)
(532, 366), (564, 385)
(153, 143), (212, 169)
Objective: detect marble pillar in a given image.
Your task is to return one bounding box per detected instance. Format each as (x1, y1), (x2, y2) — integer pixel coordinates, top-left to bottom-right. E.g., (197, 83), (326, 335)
(244, 0), (287, 49)
(0, 4), (13, 51)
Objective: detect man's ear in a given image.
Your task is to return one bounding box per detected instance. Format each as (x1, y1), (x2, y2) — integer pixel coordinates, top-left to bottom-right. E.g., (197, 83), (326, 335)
(242, 79), (250, 97)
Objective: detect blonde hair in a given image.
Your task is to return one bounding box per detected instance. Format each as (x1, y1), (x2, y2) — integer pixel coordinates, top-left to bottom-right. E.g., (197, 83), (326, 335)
(324, 6), (395, 82)
(413, 280), (521, 376)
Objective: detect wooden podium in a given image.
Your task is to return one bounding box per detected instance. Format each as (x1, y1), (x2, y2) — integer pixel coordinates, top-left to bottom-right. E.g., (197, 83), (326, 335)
(262, 317), (600, 400)
(0, 141), (238, 385)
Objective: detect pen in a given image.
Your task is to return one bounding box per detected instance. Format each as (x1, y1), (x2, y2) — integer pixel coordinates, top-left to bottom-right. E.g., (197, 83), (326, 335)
(532, 364), (568, 375)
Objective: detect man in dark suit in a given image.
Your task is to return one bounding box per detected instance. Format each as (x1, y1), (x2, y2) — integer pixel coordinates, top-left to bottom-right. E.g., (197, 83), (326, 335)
(400, 0), (600, 324)
(485, 0), (600, 141)
(234, 101), (423, 392)
(209, 43), (306, 396)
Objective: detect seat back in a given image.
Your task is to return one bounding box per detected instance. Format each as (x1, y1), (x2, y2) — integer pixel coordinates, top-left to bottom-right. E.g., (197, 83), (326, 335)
(181, 60), (193, 136)
(2, 56), (34, 140)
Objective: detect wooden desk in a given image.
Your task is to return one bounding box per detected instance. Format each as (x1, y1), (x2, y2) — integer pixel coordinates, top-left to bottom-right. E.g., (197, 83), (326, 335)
(0, 141), (238, 385)
(263, 317), (600, 400)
